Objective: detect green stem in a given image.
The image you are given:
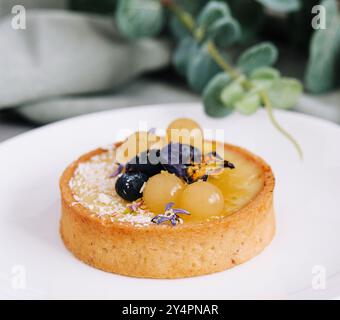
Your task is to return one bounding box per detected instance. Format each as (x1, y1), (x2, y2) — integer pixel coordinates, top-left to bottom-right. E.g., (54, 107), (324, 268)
(207, 42), (241, 80)
(207, 42), (254, 91)
(166, 2), (196, 35)
(261, 91), (303, 159)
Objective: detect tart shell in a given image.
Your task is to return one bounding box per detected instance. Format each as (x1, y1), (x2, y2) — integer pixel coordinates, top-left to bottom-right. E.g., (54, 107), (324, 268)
(60, 143), (275, 279)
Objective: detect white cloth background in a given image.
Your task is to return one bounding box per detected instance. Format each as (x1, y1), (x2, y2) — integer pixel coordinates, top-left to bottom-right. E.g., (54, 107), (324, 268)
(0, 1), (173, 123)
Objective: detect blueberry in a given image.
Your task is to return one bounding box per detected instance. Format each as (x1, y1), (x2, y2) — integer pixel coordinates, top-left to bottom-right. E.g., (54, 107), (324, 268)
(160, 143), (201, 165)
(125, 149), (163, 177)
(115, 172), (149, 202)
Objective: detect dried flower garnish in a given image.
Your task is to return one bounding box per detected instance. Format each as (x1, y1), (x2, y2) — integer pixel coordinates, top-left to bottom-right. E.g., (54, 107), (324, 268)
(110, 163), (124, 178)
(151, 202), (190, 226)
(123, 200), (143, 215)
(205, 151), (235, 169)
(185, 152), (235, 183)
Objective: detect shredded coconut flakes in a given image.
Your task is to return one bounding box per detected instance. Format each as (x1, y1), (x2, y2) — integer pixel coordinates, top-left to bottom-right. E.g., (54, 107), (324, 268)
(69, 148), (154, 226)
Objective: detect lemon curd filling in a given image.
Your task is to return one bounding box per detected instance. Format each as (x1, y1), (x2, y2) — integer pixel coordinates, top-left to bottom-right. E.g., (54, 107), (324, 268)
(209, 147), (264, 214)
(69, 142), (264, 226)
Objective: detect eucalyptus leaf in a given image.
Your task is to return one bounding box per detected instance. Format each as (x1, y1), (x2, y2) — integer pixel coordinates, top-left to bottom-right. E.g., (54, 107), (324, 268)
(235, 92), (261, 115)
(220, 77), (246, 109)
(250, 67), (281, 80)
(237, 42), (279, 74)
(203, 72), (234, 118)
(115, 0), (164, 38)
(305, 0), (340, 93)
(254, 0), (301, 12)
(173, 37), (199, 76)
(267, 78), (303, 109)
(169, 16), (192, 40)
(197, 1), (231, 30)
(208, 16), (241, 47)
(187, 43), (223, 93)
(249, 67), (281, 90)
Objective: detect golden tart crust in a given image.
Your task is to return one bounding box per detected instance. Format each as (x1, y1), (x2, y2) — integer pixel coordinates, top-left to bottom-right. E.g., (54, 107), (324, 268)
(60, 143), (275, 279)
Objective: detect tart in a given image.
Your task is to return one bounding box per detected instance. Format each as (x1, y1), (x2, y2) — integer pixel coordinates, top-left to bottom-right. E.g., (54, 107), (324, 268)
(60, 119), (275, 279)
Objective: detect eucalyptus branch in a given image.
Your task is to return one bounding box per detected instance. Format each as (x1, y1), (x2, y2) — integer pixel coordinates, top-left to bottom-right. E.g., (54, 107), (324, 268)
(163, 0), (303, 159)
(162, 0), (197, 36)
(206, 42), (241, 81)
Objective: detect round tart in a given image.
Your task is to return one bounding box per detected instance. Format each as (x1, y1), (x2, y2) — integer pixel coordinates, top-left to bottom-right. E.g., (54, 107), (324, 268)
(60, 137), (275, 279)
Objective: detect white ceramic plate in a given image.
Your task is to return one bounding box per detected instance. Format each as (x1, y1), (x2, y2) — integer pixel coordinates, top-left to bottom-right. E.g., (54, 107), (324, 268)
(0, 103), (340, 300)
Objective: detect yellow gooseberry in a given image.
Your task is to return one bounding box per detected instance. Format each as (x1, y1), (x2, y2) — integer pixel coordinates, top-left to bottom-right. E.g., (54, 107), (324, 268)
(179, 181), (224, 222)
(143, 172), (184, 213)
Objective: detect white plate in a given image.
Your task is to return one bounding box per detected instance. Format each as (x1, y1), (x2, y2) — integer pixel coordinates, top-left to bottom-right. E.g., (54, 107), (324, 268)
(0, 103), (340, 300)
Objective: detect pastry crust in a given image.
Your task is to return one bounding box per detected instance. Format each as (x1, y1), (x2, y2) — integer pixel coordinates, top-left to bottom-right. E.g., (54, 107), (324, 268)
(60, 143), (275, 279)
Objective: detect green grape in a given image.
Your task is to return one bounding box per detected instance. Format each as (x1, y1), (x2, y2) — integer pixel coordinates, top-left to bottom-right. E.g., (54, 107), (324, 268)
(237, 42), (279, 74)
(267, 78), (303, 109)
(220, 77), (246, 109)
(203, 72), (234, 118)
(173, 37), (199, 76)
(115, 0), (164, 38)
(235, 92), (261, 115)
(187, 43), (223, 93)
